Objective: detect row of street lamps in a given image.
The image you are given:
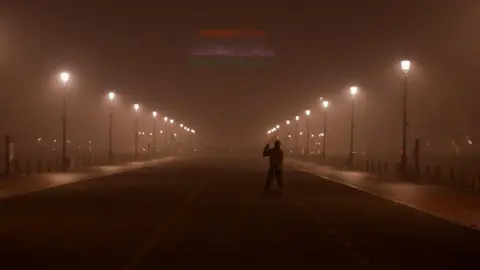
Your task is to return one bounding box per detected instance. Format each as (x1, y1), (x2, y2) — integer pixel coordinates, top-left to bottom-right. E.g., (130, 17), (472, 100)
(266, 60), (411, 172)
(58, 72), (197, 171)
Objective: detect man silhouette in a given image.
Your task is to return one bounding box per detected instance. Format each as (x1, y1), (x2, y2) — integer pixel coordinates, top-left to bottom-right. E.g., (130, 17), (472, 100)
(263, 140), (284, 195)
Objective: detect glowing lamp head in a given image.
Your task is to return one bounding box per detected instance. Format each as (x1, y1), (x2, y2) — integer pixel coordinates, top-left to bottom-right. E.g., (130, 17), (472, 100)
(295, 116), (300, 121)
(152, 111), (157, 118)
(401, 60), (411, 74)
(164, 116), (168, 122)
(170, 119), (174, 124)
(305, 110), (311, 116)
(133, 104), (140, 111)
(191, 129), (195, 134)
(108, 92), (115, 101)
(180, 124), (184, 128)
(186, 128), (190, 132)
(286, 120), (290, 125)
(350, 86), (358, 97)
(276, 125), (280, 129)
(60, 72), (70, 84)
(322, 100), (329, 109)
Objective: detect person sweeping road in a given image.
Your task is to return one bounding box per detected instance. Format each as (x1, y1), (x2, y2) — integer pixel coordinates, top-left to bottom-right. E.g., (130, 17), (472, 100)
(262, 140), (284, 196)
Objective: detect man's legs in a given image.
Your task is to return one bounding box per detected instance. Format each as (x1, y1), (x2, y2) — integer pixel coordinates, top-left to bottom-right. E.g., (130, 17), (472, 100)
(264, 167), (274, 194)
(275, 169), (283, 191)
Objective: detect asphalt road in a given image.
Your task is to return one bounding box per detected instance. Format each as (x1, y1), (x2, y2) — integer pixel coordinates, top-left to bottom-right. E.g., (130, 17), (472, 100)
(0, 156), (479, 269)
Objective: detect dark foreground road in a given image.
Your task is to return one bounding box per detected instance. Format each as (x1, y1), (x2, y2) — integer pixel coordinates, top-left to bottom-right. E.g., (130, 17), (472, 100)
(0, 157), (479, 269)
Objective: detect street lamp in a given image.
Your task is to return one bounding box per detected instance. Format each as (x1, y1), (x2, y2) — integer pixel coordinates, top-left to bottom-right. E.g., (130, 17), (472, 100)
(295, 116), (300, 155)
(349, 86), (358, 169)
(286, 120), (290, 125)
(107, 91), (115, 163)
(163, 116), (169, 155)
(59, 71), (70, 171)
(60, 72), (70, 85)
(305, 110), (311, 155)
(322, 100), (329, 163)
(180, 123), (184, 128)
(133, 104), (140, 158)
(400, 60), (411, 175)
(152, 111), (157, 158)
(322, 100), (329, 109)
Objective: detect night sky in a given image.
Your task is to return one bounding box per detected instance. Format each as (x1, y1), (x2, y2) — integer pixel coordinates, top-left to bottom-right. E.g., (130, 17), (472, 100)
(0, 2), (479, 155)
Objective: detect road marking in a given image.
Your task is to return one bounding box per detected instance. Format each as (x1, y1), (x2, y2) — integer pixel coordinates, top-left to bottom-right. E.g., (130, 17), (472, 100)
(120, 185), (204, 270)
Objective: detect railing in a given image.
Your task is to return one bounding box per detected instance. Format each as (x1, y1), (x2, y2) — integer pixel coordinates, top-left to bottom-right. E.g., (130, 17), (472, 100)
(290, 152), (480, 193)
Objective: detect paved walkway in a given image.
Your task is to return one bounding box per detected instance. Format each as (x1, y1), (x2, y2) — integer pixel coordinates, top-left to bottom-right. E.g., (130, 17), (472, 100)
(286, 158), (480, 230)
(0, 157), (178, 200)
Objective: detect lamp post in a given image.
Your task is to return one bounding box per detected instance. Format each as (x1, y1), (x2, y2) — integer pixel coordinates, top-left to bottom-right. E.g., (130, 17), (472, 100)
(169, 119), (175, 153)
(133, 104), (140, 158)
(163, 117), (169, 154)
(152, 111), (157, 158)
(286, 120), (291, 151)
(400, 60), (411, 175)
(349, 86), (358, 169)
(295, 116), (300, 155)
(107, 92), (115, 163)
(322, 100), (329, 163)
(305, 110), (311, 155)
(59, 72), (70, 172)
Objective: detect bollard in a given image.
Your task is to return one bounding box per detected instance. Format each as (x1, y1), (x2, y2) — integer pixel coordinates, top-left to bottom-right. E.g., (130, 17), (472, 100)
(475, 174), (480, 192)
(4, 135), (11, 176)
(25, 158), (33, 175)
(55, 158), (61, 171)
(13, 159), (22, 175)
(36, 158), (43, 173)
(365, 160), (370, 172)
(414, 139), (420, 178)
(457, 169), (465, 190)
(425, 165), (432, 184)
(434, 166), (442, 186)
(82, 156), (87, 169)
(46, 159), (52, 172)
(449, 167), (455, 189)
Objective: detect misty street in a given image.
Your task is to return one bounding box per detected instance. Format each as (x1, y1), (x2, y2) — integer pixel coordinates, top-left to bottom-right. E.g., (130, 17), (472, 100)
(0, 157), (478, 269)
(1, 3), (480, 269)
